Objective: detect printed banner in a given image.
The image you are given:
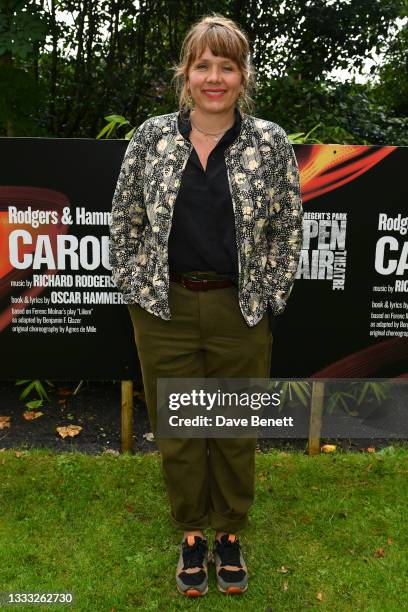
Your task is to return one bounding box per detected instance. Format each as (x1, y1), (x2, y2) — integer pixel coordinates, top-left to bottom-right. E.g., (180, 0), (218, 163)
(0, 138), (407, 379)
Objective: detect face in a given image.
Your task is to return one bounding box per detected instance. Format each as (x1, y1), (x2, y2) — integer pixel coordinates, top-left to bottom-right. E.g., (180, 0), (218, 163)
(187, 46), (243, 114)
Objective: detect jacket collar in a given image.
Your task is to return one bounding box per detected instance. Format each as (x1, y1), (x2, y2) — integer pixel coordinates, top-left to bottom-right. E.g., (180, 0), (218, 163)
(169, 109), (251, 154)
(177, 106), (242, 148)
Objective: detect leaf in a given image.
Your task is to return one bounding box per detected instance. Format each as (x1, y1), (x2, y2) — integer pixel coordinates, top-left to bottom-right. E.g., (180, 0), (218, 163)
(367, 447), (376, 453)
(57, 387), (72, 396)
(97, 115), (130, 139)
(321, 444), (337, 453)
(96, 122), (115, 139)
(276, 566), (289, 573)
(143, 432), (155, 442)
(25, 399), (43, 410)
(56, 425), (83, 439)
(125, 127), (136, 140)
(316, 592), (323, 601)
(0, 416), (11, 429)
(283, 580), (289, 592)
(23, 411), (44, 420)
(104, 114), (129, 125)
(374, 547), (385, 558)
(19, 381), (35, 400)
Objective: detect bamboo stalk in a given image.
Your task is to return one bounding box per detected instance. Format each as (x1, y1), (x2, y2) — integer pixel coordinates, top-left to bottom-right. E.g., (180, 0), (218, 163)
(121, 380), (134, 454)
(308, 381), (325, 455)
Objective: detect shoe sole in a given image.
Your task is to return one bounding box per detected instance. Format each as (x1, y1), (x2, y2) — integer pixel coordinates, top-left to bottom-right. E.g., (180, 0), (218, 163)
(176, 584), (208, 597)
(217, 583), (248, 594)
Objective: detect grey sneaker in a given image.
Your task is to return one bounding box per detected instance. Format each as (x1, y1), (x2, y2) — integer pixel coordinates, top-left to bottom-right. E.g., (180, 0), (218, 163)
(176, 535), (209, 597)
(213, 534), (248, 594)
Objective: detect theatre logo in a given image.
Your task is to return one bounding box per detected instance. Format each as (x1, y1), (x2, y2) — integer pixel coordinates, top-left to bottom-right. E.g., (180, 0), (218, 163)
(296, 212), (348, 290)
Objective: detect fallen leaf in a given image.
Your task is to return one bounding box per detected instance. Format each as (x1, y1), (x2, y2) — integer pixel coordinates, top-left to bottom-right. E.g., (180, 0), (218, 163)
(277, 566), (289, 573)
(316, 592), (323, 601)
(23, 411), (44, 420)
(125, 504), (134, 513)
(56, 425), (83, 439)
(283, 580), (289, 591)
(57, 387), (71, 396)
(143, 432), (155, 442)
(367, 447), (376, 453)
(321, 444), (336, 453)
(58, 399), (67, 405)
(374, 547), (385, 558)
(387, 538), (393, 545)
(0, 416), (11, 429)
(15, 451), (24, 457)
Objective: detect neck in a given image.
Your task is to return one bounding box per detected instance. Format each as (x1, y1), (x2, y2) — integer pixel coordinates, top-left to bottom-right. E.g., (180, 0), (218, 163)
(190, 106), (236, 132)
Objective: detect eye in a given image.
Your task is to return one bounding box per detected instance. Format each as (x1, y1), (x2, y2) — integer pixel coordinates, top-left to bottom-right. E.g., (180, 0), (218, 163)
(196, 64), (207, 69)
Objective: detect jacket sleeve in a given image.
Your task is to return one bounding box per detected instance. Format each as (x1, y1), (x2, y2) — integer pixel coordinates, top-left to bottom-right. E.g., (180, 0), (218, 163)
(264, 126), (303, 315)
(108, 123), (148, 296)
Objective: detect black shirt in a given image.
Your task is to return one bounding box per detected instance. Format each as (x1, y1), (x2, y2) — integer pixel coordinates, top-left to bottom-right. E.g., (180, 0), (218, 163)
(167, 106), (241, 282)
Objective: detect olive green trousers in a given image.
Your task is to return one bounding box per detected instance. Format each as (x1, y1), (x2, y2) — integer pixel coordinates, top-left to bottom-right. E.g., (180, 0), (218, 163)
(128, 280), (273, 532)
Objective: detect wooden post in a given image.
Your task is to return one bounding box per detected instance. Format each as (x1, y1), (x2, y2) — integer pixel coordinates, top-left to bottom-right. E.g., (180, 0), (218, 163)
(308, 381), (325, 455)
(121, 380), (134, 454)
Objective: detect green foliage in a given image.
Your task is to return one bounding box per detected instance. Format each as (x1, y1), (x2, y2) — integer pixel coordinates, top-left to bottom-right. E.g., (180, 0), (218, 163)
(96, 114), (133, 140)
(287, 124), (323, 144)
(25, 399), (44, 410)
(0, 66), (45, 135)
(371, 20), (408, 117)
(326, 382), (391, 415)
(15, 379), (54, 402)
(270, 380), (390, 415)
(256, 77), (408, 146)
(269, 381), (312, 408)
(0, 1), (405, 144)
(0, 1), (48, 59)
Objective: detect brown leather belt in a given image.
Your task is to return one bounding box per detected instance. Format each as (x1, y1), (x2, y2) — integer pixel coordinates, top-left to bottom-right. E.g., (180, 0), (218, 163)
(169, 272), (234, 291)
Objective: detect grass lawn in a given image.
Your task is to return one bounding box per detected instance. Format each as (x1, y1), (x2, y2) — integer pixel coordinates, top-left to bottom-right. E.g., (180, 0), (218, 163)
(0, 447), (407, 611)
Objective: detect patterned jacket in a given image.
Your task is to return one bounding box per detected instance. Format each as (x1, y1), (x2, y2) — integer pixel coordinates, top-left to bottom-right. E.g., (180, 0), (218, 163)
(109, 111), (303, 327)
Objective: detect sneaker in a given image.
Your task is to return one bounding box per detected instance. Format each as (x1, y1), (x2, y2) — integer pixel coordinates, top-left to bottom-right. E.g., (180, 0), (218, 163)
(176, 535), (209, 597)
(213, 534), (248, 594)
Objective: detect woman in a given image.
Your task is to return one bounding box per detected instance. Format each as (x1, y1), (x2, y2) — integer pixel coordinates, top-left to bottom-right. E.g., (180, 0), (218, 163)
(109, 14), (303, 597)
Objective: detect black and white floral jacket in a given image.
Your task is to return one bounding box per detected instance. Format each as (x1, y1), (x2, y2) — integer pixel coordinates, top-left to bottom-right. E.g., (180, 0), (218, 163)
(108, 111), (303, 327)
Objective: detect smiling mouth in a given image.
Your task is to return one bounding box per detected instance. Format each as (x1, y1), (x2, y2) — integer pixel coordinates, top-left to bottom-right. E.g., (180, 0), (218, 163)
(202, 90), (227, 98)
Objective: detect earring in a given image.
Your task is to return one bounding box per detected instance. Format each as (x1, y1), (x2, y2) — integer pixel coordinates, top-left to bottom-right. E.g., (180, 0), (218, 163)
(186, 88), (194, 108)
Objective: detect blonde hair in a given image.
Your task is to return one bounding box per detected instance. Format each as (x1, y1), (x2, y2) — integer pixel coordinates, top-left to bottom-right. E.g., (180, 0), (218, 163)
(173, 14), (256, 113)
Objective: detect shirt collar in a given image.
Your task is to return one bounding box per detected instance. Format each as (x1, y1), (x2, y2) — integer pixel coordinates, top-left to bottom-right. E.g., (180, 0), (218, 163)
(178, 106), (242, 147)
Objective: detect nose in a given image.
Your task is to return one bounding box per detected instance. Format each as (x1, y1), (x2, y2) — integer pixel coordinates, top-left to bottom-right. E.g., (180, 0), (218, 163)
(206, 66), (222, 83)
